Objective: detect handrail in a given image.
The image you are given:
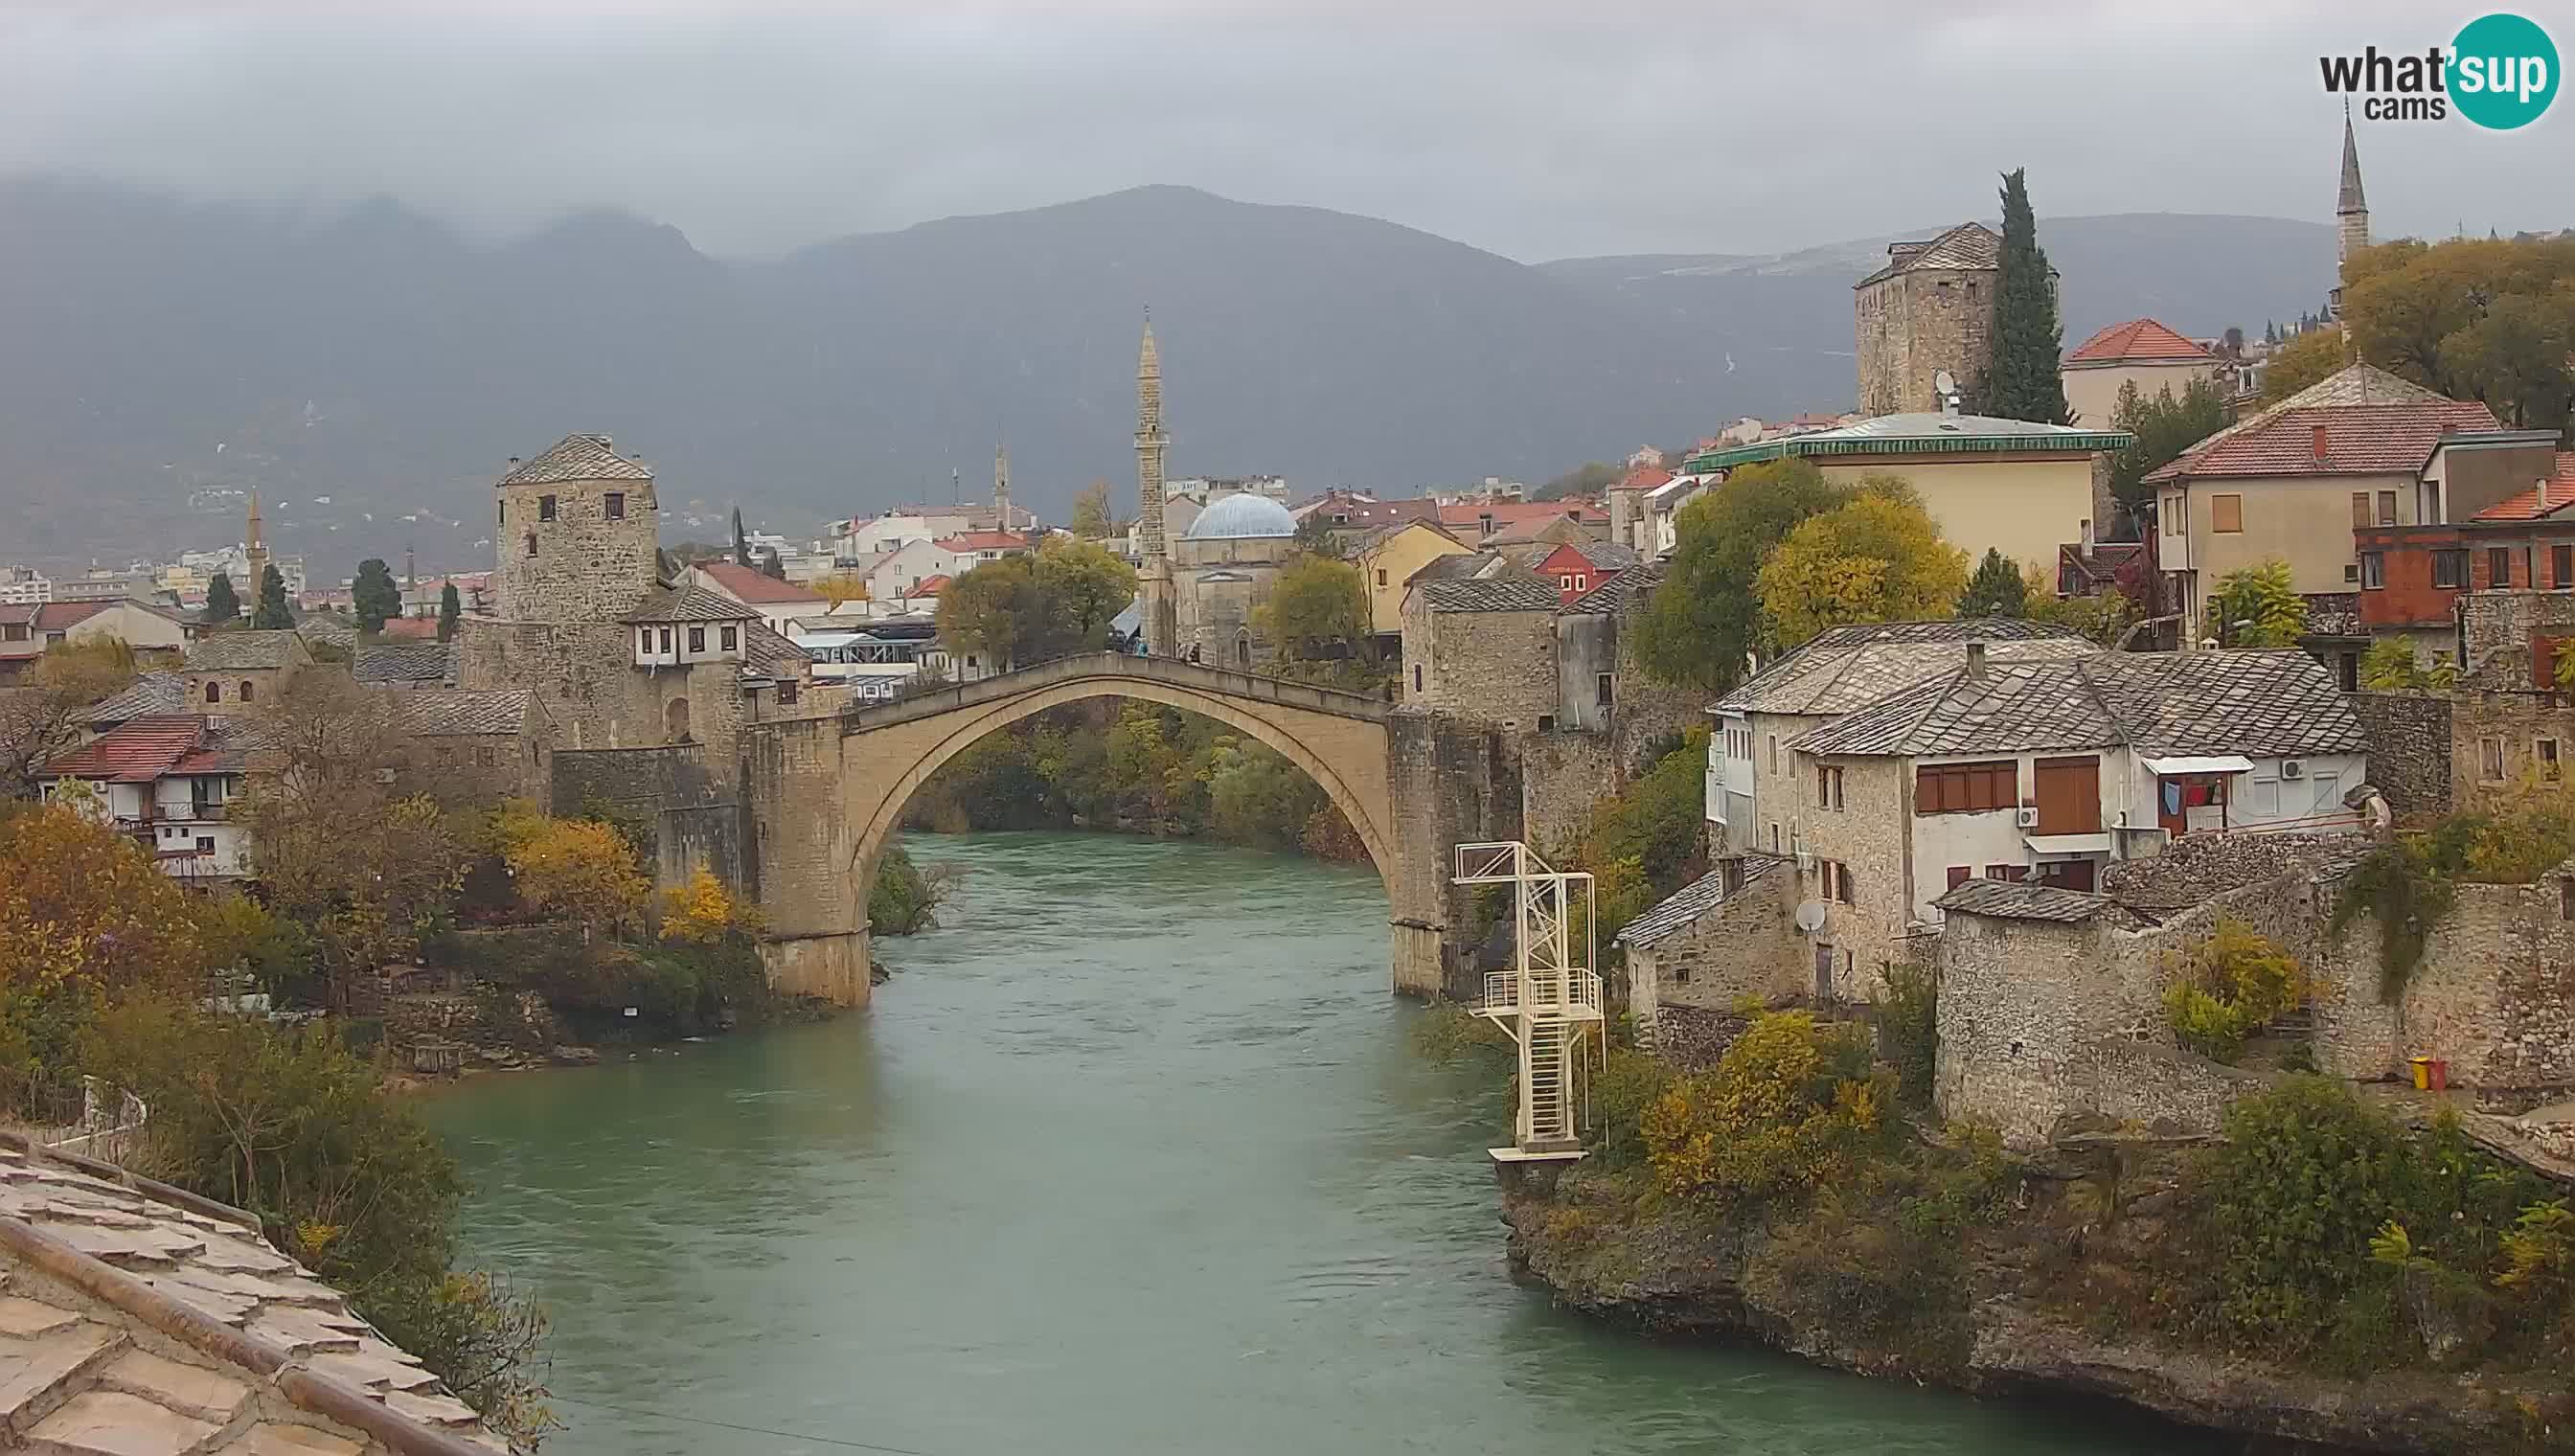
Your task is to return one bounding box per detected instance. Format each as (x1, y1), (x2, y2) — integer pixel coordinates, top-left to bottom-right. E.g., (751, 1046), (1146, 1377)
(834, 649), (1392, 734)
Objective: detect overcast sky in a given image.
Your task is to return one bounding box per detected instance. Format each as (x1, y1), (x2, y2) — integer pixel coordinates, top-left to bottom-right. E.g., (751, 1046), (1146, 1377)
(2, 2), (2566, 262)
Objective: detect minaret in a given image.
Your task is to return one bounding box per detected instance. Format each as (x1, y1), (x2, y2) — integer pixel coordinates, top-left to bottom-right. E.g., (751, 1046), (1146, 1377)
(242, 489), (270, 601)
(993, 444), (1013, 535)
(1134, 310), (1177, 656)
(2333, 104), (2369, 318)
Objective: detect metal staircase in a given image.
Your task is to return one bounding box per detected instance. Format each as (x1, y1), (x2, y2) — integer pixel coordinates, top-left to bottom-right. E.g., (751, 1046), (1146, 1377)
(1457, 841), (1606, 1162)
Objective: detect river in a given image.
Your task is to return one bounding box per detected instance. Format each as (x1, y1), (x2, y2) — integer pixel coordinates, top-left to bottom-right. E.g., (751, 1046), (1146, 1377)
(426, 830), (2212, 1456)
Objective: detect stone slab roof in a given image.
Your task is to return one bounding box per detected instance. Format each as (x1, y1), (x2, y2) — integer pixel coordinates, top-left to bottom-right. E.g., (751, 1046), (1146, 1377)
(353, 644), (457, 687)
(384, 689), (530, 738)
(1563, 561), (1666, 616)
(183, 632), (311, 673)
(1715, 619), (2092, 717)
(1418, 578), (1563, 614)
(82, 672), (188, 726)
(1793, 648), (2370, 760)
(1854, 221), (2002, 287)
(495, 433), (651, 487)
(0, 1137), (497, 1452)
(1616, 854), (1786, 948)
(1405, 552), (1498, 586)
(1933, 877), (2127, 923)
(621, 585), (760, 625)
(741, 621), (810, 679)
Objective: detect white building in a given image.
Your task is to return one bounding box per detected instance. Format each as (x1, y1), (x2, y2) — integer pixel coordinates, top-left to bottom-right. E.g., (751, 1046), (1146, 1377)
(36, 715), (252, 881)
(789, 615), (940, 700)
(0, 567), (52, 604)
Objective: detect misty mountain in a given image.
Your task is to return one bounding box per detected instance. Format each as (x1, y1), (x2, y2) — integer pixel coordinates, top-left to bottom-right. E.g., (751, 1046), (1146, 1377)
(0, 180), (2335, 577)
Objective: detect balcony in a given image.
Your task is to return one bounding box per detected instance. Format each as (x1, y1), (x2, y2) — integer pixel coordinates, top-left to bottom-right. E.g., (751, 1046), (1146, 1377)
(1477, 968), (1605, 1021)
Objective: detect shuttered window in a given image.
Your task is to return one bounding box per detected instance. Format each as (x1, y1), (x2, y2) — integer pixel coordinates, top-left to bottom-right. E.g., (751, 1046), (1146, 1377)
(2210, 494), (2243, 534)
(2351, 492), (2372, 530)
(1914, 760), (2017, 814)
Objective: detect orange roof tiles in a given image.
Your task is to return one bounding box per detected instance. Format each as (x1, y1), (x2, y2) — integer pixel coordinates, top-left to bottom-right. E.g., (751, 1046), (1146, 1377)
(39, 715), (210, 784)
(695, 560), (826, 604)
(2471, 453), (2575, 522)
(2146, 400), (2498, 483)
(2066, 318), (2216, 366)
(1612, 466), (1673, 492)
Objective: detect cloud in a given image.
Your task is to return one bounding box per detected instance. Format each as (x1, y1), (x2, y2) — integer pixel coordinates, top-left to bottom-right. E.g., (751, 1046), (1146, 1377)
(0, 1), (2563, 260)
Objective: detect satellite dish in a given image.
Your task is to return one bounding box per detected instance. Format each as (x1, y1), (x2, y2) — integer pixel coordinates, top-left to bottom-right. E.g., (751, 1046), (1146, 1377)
(1793, 900), (1829, 935)
(1933, 368), (1958, 397)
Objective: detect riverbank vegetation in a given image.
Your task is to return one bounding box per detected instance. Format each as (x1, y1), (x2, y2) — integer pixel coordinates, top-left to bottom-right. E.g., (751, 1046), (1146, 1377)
(904, 699), (1370, 861)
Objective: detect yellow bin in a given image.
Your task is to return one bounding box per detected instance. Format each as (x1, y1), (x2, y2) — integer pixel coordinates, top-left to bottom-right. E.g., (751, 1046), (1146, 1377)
(2408, 1057), (2433, 1090)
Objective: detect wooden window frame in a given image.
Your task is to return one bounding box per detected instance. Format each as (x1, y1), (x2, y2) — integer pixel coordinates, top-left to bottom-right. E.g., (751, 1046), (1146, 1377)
(2209, 493), (2244, 534)
(2555, 544), (2574, 589)
(2481, 736), (2506, 783)
(2431, 549), (2468, 589)
(2360, 552), (2385, 590)
(604, 491), (625, 520)
(1914, 759), (2018, 815)
(2490, 546), (2514, 587)
(2377, 489), (2398, 527)
(2350, 491), (2371, 530)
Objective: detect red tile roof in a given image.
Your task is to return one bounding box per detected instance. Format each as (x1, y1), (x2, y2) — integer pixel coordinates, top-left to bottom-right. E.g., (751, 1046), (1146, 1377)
(2470, 453), (2575, 522)
(695, 560), (826, 604)
(376, 616), (442, 640)
(2065, 318), (2216, 366)
(1437, 500), (1606, 529)
(932, 532), (1032, 554)
(2145, 400), (2498, 483)
(38, 715), (209, 783)
(912, 575), (951, 595)
(1612, 466), (1673, 492)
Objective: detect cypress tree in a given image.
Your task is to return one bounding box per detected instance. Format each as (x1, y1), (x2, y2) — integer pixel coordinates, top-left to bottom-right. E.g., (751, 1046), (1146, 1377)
(1986, 169), (2070, 424)
(732, 508), (753, 568)
(352, 557), (401, 633)
(251, 564), (293, 629)
(1957, 547), (2030, 618)
(762, 549), (787, 581)
(203, 571), (239, 625)
(437, 581), (462, 642)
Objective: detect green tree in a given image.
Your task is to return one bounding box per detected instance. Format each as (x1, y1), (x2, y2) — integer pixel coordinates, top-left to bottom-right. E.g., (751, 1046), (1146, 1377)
(1536, 461), (1622, 501)
(1069, 480), (1116, 538)
(437, 581), (461, 642)
(1259, 555), (1370, 662)
(934, 555), (1042, 669)
(731, 507), (753, 568)
(761, 549), (787, 581)
(1957, 547), (2029, 618)
(2212, 557), (2306, 647)
(1291, 509), (1343, 559)
(1030, 535), (1140, 648)
(352, 557), (400, 633)
(2439, 289), (2575, 431)
(202, 571), (239, 626)
(2108, 376), (2230, 518)
(1754, 481), (1970, 650)
(2260, 327), (2346, 404)
(1985, 169), (2070, 424)
(1634, 458), (1854, 691)
(251, 562), (292, 628)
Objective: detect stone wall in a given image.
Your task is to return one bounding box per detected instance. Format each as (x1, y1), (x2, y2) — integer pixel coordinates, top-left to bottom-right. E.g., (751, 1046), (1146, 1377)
(459, 618), (752, 760)
(1518, 730), (1617, 856)
(1387, 709), (1521, 999)
(1856, 265), (1995, 418)
(1401, 595), (1557, 728)
(2459, 589), (2575, 684)
(2348, 691), (2451, 816)
(550, 742), (747, 889)
(1784, 753), (1915, 997)
(1626, 862), (1804, 1020)
(493, 474), (659, 625)
(2450, 688), (2575, 806)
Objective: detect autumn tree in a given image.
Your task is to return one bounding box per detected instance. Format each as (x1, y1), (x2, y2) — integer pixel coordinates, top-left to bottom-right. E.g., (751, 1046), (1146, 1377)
(1259, 555), (1370, 663)
(2211, 558), (2306, 647)
(1634, 458), (1854, 691)
(2259, 327), (2346, 405)
(2108, 376), (2230, 518)
(1986, 169), (2070, 424)
(816, 573), (871, 609)
(2342, 234), (2575, 426)
(935, 557), (1041, 669)
(1754, 480), (1969, 650)
(497, 815), (648, 941)
(203, 571), (240, 625)
(353, 558), (401, 633)
(1291, 510), (1344, 559)
(1031, 535), (1139, 647)
(1069, 481), (1116, 538)
(0, 638), (139, 800)
(658, 869), (764, 944)
(436, 581), (461, 642)
(938, 539), (1138, 669)
(241, 672), (463, 1010)
(251, 563), (293, 628)
(1957, 547), (2029, 618)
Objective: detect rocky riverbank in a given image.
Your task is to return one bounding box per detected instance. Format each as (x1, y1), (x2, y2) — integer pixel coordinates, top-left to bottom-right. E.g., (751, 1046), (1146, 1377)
(1497, 1135), (2570, 1456)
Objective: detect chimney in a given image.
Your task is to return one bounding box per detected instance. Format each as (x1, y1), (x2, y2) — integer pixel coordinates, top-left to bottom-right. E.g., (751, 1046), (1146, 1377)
(2312, 422), (2330, 461)
(2541, 475), (2552, 511)
(1966, 641), (1988, 679)
(2080, 517), (2095, 553)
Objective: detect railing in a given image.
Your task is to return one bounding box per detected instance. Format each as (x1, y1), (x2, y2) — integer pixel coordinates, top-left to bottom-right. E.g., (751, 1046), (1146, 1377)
(1479, 968), (1603, 1016)
(38, 1078), (149, 1163)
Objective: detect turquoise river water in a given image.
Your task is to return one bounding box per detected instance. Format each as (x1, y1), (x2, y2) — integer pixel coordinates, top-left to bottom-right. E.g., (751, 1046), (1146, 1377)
(424, 831), (2217, 1456)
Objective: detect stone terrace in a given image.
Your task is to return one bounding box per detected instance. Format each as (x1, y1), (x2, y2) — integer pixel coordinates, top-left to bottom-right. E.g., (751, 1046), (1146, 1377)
(0, 1137), (496, 1455)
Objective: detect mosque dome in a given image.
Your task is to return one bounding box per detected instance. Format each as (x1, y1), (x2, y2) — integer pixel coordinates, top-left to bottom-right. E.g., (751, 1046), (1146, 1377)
(1183, 492), (1297, 541)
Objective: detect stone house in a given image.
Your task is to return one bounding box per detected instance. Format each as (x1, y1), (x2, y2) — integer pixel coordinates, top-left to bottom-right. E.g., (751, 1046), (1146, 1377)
(1350, 519), (1470, 638)
(35, 714), (253, 881)
(1786, 645), (2369, 981)
(1616, 853), (1805, 1024)
(388, 687), (554, 806)
(2450, 687), (2575, 801)
(180, 629), (313, 715)
(353, 641), (459, 690)
(1640, 472), (1713, 559)
(2061, 317), (2221, 429)
(1605, 464), (1669, 556)
(2143, 363), (2497, 644)
(1399, 577), (1561, 726)
(1683, 411), (2129, 581)
(1853, 220), (2041, 417)
(1524, 538), (1639, 606)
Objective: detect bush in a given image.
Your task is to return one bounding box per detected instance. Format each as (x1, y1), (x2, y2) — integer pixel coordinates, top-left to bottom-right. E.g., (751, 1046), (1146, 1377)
(1588, 1045), (1674, 1170)
(1874, 961), (1939, 1107)
(2162, 919), (2306, 1063)
(657, 869), (763, 944)
(869, 844), (956, 936)
(1640, 1011), (1891, 1210)
(1408, 999), (1510, 1061)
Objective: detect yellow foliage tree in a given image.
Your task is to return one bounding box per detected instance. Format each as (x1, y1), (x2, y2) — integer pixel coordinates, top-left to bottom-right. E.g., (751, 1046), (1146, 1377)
(816, 574), (871, 608)
(658, 869), (764, 944)
(1753, 481), (1969, 650)
(1639, 1010), (1888, 1210)
(501, 817), (649, 939)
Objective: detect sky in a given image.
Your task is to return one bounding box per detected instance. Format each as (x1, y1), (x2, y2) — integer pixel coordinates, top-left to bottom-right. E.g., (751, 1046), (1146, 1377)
(1, 1), (2568, 262)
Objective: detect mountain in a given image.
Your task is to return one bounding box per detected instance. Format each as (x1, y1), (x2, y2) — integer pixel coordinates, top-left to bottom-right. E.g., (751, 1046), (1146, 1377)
(0, 180), (2336, 577)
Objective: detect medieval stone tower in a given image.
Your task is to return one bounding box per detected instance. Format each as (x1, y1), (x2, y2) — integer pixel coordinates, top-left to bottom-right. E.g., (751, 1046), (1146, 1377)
(492, 433), (661, 624)
(1852, 221), (2005, 417)
(1134, 312), (1178, 655)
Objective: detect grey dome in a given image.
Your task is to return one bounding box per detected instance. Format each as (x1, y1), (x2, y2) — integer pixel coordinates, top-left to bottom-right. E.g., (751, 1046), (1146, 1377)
(1184, 492), (1296, 540)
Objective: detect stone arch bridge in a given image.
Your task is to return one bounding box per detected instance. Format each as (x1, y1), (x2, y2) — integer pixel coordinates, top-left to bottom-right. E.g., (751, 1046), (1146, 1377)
(733, 653), (1510, 1006)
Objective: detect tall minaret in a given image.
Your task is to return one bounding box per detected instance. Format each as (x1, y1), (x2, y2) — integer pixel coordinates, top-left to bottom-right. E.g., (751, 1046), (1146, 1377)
(993, 444), (1013, 534)
(243, 489), (270, 600)
(2336, 102), (2370, 280)
(1134, 310), (1177, 656)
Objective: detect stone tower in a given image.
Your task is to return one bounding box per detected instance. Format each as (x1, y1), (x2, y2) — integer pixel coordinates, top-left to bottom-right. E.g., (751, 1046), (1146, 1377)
(242, 489), (269, 598)
(1852, 221), (2007, 417)
(993, 444), (1012, 532)
(1134, 313), (1178, 655)
(491, 433), (660, 625)
(2336, 105), (2370, 272)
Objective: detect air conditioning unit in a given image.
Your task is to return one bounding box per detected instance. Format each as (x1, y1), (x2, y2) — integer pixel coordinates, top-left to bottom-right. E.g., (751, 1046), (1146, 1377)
(2015, 807), (2040, 829)
(2281, 759), (2306, 780)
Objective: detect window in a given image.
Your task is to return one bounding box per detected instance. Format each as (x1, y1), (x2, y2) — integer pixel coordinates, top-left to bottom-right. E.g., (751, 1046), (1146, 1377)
(205, 681), (219, 704)
(2351, 491), (2372, 530)
(2432, 550), (2468, 588)
(2563, 877), (2575, 922)
(658, 626), (673, 652)
(238, 680), (253, 703)
(1376, 569), (1388, 587)
(2344, 564), (2360, 582)
(1816, 763), (1844, 809)
(1946, 866), (1971, 890)
(1558, 575), (1574, 591)
(1573, 575), (1588, 592)
(1817, 859), (1855, 904)
(2360, 552), (2385, 589)
(195, 836), (214, 853)
(1537, 714), (1556, 732)
(1983, 864), (2026, 882)
(1914, 760), (2017, 814)
(2377, 490), (2397, 527)
(2541, 739), (2563, 781)
(1412, 665), (1423, 692)
(2556, 544), (2573, 589)
(688, 626), (705, 653)
(2492, 546), (2514, 586)
(2210, 493), (2244, 534)
(1767, 735), (1779, 773)
(1770, 823), (1781, 853)
(638, 628), (652, 655)
(496, 501), (504, 524)
(720, 626), (738, 651)
(778, 680), (800, 706)
(538, 494), (557, 522)
(476, 745), (495, 767)
(1595, 672), (1614, 708)
(524, 533), (537, 557)
(2420, 479), (2444, 525)
(604, 491), (625, 520)
(2481, 736), (2506, 783)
